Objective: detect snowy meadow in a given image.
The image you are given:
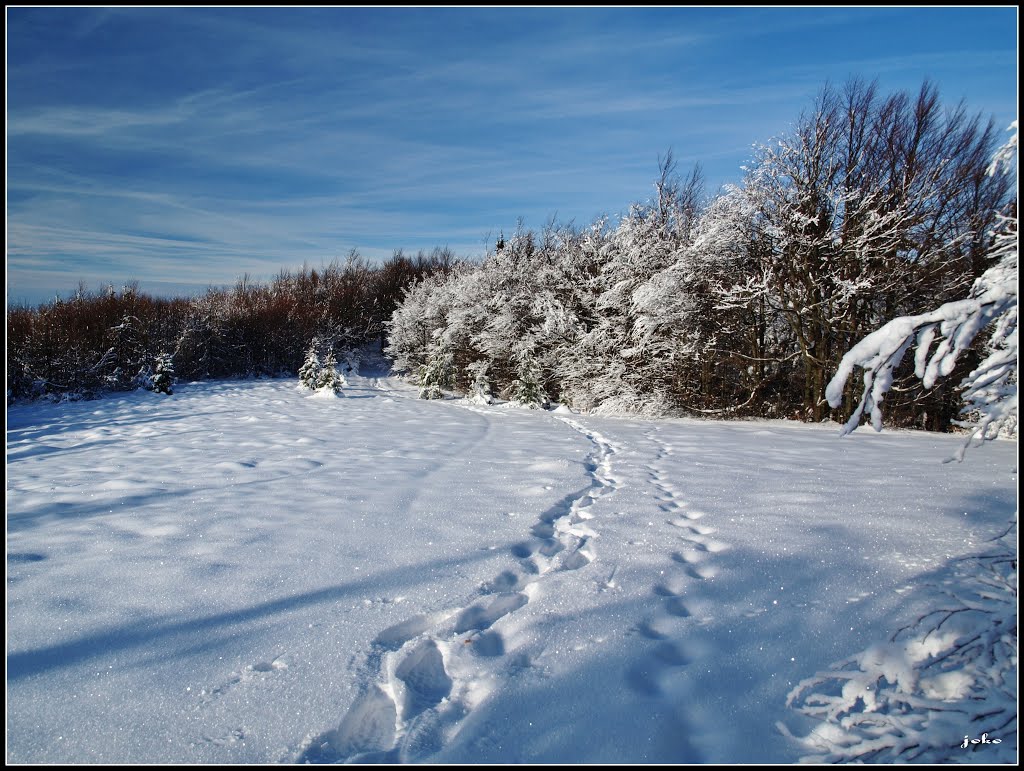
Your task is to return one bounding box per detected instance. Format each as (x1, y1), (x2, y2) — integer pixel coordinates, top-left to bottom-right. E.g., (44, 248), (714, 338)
(8, 9), (1019, 764)
(6, 368), (1016, 763)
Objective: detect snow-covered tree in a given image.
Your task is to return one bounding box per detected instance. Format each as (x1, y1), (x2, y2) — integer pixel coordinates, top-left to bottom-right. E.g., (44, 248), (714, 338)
(558, 164), (703, 416)
(319, 348), (346, 393)
(386, 271), (458, 376)
(785, 122), (1018, 764)
(729, 81), (1008, 421)
(825, 121), (1018, 459)
(299, 338), (345, 394)
(510, 345), (549, 409)
(553, 220), (616, 412)
(375, 80), (1006, 427)
(298, 342), (322, 389)
(94, 314), (150, 391)
(173, 292), (241, 380)
(467, 359), (494, 405)
(634, 183), (772, 415)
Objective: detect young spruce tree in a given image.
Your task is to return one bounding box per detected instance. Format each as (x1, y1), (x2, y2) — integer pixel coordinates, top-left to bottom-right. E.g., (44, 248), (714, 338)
(418, 341), (453, 400)
(150, 354), (174, 395)
(511, 350), (549, 409)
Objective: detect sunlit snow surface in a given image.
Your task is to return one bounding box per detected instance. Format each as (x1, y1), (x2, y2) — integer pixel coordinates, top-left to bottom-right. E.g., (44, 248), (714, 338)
(6, 371), (1016, 763)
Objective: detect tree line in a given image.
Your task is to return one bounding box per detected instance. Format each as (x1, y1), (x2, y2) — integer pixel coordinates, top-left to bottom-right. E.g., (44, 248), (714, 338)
(6, 249), (454, 402)
(8, 79), (1016, 432)
(387, 79), (1015, 429)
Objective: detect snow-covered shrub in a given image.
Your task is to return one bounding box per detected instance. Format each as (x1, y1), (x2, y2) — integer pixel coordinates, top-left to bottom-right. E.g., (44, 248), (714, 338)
(826, 121), (1018, 461)
(591, 389), (676, 418)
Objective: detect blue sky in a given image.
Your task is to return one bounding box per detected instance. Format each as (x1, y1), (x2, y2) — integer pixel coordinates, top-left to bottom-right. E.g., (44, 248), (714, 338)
(6, 6), (1018, 305)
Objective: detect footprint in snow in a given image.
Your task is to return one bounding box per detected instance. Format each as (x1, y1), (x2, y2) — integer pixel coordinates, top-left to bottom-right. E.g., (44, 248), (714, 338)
(636, 619), (669, 640)
(560, 539), (595, 571)
(682, 563), (719, 580)
(672, 549), (705, 565)
(300, 685), (398, 763)
(625, 640), (691, 696)
(510, 541), (534, 559)
(454, 592), (529, 634)
(570, 508), (595, 522)
(653, 575), (688, 598)
(373, 615), (436, 651)
(249, 659), (288, 673)
(463, 629), (505, 657)
(395, 639), (452, 720)
(653, 640), (691, 665)
(199, 727), (246, 746)
(530, 521), (556, 539)
(197, 656), (289, 705)
(538, 538), (565, 557)
(664, 597), (692, 618)
(482, 569), (522, 594)
(688, 523), (718, 536)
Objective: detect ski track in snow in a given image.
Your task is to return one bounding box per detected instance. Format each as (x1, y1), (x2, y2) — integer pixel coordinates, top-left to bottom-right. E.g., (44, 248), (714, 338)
(294, 400), (620, 763)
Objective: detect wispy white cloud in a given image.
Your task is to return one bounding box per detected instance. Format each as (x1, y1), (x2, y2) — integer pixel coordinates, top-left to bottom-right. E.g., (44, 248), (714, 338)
(7, 7), (1017, 304)
(9, 103), (193, 138)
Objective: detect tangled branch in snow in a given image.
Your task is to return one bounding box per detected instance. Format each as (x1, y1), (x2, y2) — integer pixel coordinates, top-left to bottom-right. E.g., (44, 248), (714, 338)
(780, 526), (1017, 763)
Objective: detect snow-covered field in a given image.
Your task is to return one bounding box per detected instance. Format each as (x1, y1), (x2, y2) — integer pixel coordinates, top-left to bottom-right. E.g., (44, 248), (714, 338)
(6, 368), (1017, 764)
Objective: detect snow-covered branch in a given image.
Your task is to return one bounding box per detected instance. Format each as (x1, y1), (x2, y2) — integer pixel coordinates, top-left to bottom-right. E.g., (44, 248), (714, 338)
(780, 525), (1017, 764)
(825, 121), (1017, 457)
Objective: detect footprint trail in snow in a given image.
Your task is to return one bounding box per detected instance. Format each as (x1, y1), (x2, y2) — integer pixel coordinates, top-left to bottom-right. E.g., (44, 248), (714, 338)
(294, 409), (620, 763)
(626, 429), (732, 699)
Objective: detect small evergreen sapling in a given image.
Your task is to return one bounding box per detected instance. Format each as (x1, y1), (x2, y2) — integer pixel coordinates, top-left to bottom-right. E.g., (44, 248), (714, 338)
(418, 341), (453, 400)
(299, 343), (322, 390)
(300, 338), (345, 394)
(151, 354), (174, 395)
(319, 349), (346, 393)
(511, 351), (549, 409)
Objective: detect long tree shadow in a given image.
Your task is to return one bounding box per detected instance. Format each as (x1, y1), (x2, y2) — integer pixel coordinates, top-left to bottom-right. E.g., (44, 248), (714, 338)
(7, 545), (511, 682)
